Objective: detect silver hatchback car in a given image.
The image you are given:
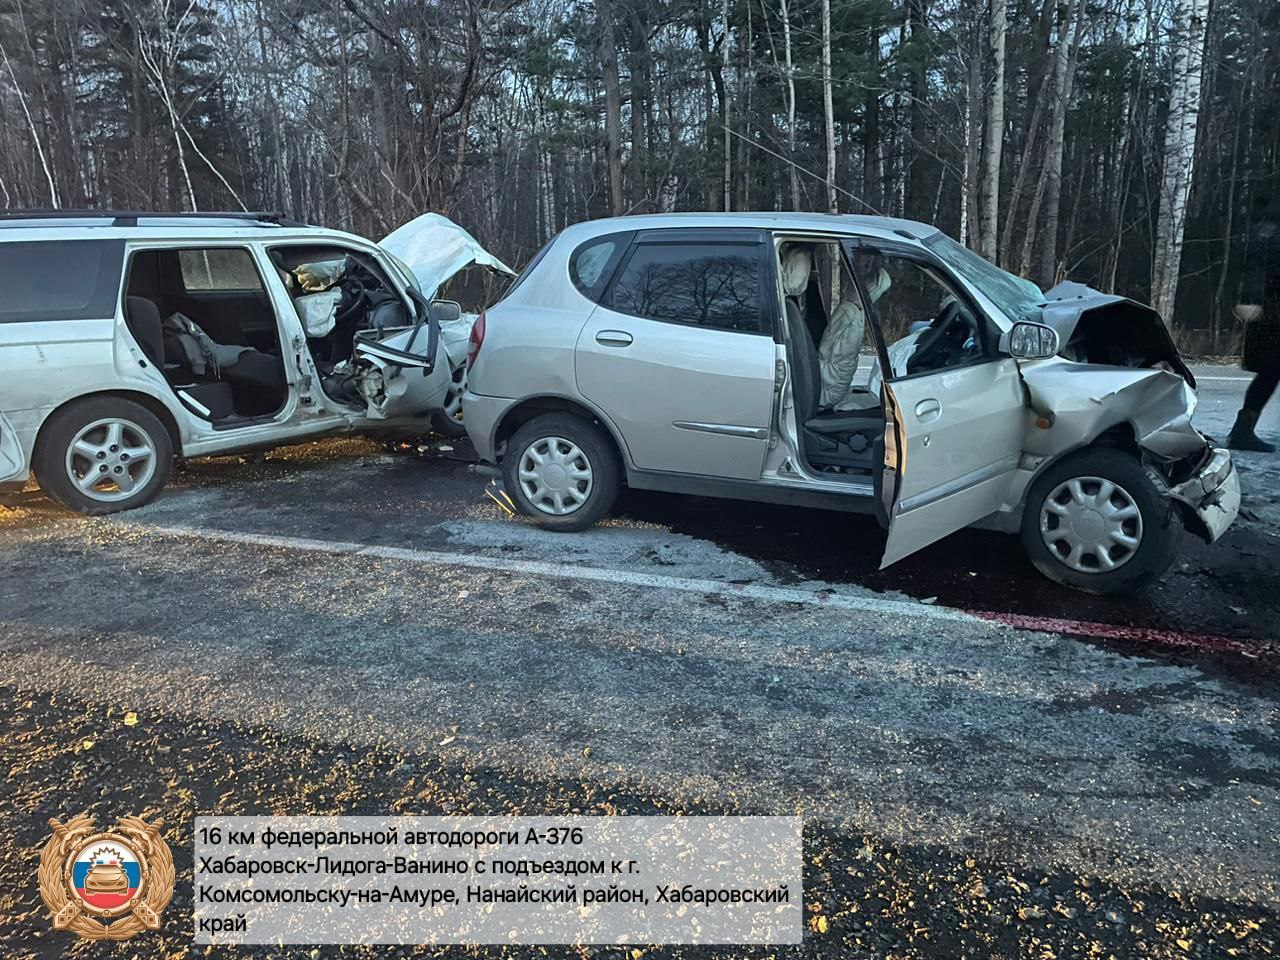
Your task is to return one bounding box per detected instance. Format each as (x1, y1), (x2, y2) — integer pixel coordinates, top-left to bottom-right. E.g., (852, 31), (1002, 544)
(463, 213), (1240, 594)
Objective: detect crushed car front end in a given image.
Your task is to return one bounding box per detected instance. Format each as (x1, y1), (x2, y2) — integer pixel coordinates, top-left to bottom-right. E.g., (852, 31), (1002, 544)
(1168, 445), (1240, 543)
(1013, 281), (1241, 546)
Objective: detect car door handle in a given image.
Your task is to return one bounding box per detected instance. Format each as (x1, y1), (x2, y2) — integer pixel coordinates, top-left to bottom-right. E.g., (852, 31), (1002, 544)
(915, 399), (942, 422)
(595, 330), (633, 347)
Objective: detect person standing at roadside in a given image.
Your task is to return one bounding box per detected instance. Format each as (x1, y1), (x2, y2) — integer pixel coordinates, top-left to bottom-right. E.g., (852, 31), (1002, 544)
(1228, 191), (1280, 453)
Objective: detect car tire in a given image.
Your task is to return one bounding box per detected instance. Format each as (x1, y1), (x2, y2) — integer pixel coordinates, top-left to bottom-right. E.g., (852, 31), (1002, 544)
(430, 363), (468, 438)
(34, 396), (174, 516)
(503, 413), (619, 531)
(1019, 447), (1182, 595)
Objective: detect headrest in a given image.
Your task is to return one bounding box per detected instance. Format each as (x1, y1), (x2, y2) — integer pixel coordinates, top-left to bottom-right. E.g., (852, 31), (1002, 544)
(126, 296), (162, 330)
(866, 266), (892, 303)
(780, 246), (812, 298)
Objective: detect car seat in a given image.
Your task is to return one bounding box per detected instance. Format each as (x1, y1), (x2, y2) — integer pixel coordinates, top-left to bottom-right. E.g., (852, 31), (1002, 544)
(126, 296), (235, 419)
(779, 247), (880, 471)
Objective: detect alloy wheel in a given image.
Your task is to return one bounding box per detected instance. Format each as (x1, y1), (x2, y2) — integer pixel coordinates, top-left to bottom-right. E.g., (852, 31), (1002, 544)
(443, 365), (466, 424)
(64, 418), (158, 503)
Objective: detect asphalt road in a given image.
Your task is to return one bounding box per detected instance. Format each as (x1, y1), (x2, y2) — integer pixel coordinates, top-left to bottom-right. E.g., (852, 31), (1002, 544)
(0, 363), (1276, 959)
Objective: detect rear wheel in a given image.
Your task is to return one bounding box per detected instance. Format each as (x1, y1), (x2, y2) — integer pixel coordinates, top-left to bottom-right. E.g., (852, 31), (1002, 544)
(503, 413), (619, 531)
(1020, 448), (1181, 595)
(34, 397), (173, 515)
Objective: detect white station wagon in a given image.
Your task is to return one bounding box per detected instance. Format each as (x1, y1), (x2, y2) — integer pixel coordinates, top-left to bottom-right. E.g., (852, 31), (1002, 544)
(0, 210), (506, 514)
(463, 213), (1241, 594)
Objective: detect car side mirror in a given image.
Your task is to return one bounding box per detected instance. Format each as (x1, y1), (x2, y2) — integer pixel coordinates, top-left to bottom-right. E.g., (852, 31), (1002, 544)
(1002, 321), (1059, 360)
(431, 299), (462, 323)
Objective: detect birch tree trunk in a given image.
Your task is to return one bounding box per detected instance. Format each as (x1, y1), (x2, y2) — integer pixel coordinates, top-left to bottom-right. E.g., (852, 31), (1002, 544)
(864, 26), (881, 214)
(821, 0), (837, 214)
(1019, 0), (1083, 281)
(978, 0), (1006, 261)
(721, 0), (732, 212)
(1151, 0), (1209, 324)
(962, 17), (981, 248)
(780, 0), (799, 209)
(1034, 0), (1085, 288)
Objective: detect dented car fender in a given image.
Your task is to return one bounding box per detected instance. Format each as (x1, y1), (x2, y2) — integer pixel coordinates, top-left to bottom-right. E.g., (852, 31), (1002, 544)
(1018, 359), (1208, 462)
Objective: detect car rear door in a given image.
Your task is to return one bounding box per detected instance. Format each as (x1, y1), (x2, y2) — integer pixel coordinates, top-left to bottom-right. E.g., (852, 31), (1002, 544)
(844, 240), (1027, 567)
(574, 229), (778, 480)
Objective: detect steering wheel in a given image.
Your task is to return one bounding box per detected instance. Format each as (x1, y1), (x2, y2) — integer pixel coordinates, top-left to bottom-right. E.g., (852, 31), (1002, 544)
(334, 276), (367, 323)
(906, 300), (970, 374)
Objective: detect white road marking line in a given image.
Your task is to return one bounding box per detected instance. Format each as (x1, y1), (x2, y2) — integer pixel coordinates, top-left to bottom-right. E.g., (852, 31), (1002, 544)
(1195, 376), (1251, 382)
(129, 522), (978, 624)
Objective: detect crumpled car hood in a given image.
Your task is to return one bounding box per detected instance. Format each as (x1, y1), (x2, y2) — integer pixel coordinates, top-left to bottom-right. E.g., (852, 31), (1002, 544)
(1039, 280), (1195, 387)
(379, 213), (515, 300)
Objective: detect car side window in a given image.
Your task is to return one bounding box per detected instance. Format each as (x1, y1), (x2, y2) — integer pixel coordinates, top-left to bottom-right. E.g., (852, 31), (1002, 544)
(606, 242), (764, 333)
(850, 250), (989, 379)
(178, 248), (262, 292)
(569, 232), (632, 301)
(0, 239), (125, 323)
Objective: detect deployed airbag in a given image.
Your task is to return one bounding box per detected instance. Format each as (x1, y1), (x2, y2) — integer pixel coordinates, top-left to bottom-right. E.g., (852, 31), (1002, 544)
(820, 268), (890, 409)
(295, 289), (341, 337)
(294, 258), (347, 292)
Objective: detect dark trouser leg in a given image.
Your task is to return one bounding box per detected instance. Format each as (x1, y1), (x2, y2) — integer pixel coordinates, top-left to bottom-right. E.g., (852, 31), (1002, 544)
(1230, 368), (1279, 452)
(1242, 368), (1280, 415)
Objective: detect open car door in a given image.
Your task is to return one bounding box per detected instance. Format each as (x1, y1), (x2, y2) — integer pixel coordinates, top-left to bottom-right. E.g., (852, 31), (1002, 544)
(877, 362), (1025, 566)
(842, 239), (1028, 568)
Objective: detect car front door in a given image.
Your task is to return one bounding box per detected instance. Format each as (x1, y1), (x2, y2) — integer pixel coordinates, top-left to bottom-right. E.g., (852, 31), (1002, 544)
(845, 241), (1027, 567)
(574, 229), (778, 480)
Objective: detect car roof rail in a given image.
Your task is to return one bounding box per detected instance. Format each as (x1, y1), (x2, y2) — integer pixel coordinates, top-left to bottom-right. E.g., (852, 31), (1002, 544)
(0, 209), (311, 228)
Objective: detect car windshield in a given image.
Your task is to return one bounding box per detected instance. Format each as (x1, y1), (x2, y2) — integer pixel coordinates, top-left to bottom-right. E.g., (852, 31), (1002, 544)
(922, 231), (1044, 325)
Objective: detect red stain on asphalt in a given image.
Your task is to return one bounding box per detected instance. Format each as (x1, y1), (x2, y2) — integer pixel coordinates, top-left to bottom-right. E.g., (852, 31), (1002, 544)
(969, 609), (1260, 657)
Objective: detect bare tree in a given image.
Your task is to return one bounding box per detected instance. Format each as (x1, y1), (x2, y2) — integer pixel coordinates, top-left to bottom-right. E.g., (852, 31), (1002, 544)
(978, 0), (1006, 260)
(821, 0), (836, 214)
(596, 0), (624, 216)
(780, 0), (799, 210)
(1151, 0), (1210, 323)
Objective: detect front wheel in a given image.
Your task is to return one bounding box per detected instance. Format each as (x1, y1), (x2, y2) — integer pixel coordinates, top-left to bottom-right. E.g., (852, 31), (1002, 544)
(503, 413), (619, 531)
(1020, 448), (1182, 595)
(34, 396), (174, 515)
(430, 362), (468, 438)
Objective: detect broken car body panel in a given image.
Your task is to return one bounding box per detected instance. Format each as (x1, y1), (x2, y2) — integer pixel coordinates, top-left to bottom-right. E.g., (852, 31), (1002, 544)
(348, 323), (450, 420)
(1019, 360), (1208, 461)
(379, 213), (515, 302)
(1041, 280), (1195, 386)
(1170, 447), (1240, 543)
(378, 214), (514, 383)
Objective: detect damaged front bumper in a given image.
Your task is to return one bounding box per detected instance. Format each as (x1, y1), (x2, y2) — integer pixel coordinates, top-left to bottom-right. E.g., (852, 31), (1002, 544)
(1170, 447), (1240, 543)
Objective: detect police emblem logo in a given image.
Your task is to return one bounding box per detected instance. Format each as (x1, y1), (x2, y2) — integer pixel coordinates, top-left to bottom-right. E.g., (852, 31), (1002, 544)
(38, 814), (174, 941)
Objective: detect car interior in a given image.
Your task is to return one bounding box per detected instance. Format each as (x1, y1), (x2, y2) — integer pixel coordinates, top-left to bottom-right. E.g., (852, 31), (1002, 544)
(777, 239), (993, 481)
(778, 241), (884, 478)
(266, 244), (412, 406)
(124, 247), (288, 424)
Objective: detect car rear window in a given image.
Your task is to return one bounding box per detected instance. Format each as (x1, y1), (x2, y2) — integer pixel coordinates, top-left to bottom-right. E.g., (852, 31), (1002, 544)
(0, 239), (126, 323)
(606, 242), (764, 333)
